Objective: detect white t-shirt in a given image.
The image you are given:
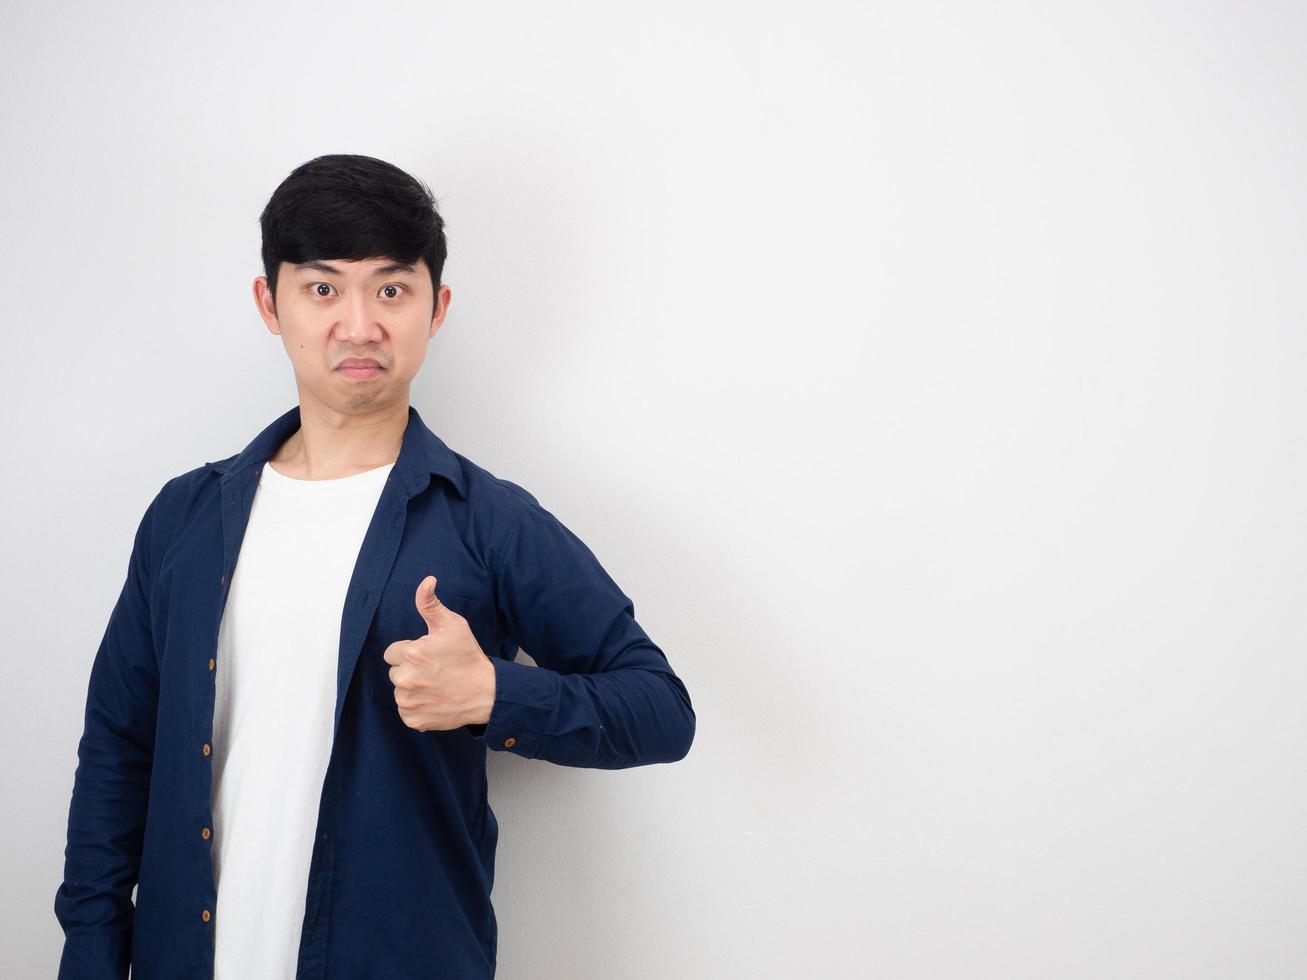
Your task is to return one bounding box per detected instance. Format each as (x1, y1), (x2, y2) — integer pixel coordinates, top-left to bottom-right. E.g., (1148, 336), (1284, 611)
(210, 459), (394, 979)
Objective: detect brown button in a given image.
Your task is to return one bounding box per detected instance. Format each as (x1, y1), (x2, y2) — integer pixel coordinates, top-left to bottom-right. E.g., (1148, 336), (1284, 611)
(208, 658), (216, 671)
(220, 574), (225, 587)
(503, 737), (516, 748)
(201, 826), (211, 840)
(201, 908), (212, 923)
(202, 743), (211, 757)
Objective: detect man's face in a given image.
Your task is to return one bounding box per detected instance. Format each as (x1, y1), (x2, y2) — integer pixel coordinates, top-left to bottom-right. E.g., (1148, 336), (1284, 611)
(253, 256), (452, 416)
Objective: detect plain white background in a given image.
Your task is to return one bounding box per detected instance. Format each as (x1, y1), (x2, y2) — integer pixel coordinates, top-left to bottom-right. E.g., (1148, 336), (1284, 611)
(3, 1), (1305, 977)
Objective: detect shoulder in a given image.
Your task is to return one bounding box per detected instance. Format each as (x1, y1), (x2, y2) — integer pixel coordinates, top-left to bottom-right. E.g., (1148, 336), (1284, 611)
(447, 450), (586, 564)
(162, 458), (227, 508)
(451, 449), (544, 524)
(140, 458), (229, 544)
(450, 450), (607, 574)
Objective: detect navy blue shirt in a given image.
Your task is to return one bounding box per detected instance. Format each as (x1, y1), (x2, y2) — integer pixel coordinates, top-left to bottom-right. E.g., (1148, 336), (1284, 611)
(54, 403), (696, 979)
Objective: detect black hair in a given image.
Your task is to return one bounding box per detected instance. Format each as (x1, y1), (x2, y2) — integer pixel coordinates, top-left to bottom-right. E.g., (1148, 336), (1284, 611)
(259, 154), (447, 313)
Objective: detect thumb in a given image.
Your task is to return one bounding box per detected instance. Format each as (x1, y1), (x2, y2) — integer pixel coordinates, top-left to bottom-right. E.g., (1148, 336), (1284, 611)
(415, 575), (448, 634)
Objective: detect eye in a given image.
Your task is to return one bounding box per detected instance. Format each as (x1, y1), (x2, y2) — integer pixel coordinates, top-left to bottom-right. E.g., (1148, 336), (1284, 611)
(311, 282), (335, 297)
(380, 283), (406, 299)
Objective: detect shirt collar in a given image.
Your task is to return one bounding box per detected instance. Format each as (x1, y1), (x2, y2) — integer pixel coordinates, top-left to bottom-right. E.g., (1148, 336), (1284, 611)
(205, 403), (468, 499)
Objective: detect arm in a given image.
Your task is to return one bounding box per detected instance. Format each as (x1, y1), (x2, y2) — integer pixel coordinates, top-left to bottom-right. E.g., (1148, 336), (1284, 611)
(468, 496), (695, 769)
(53, 487), (165, 980)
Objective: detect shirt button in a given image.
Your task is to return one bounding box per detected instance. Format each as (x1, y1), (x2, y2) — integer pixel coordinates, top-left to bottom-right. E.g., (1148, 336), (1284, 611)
(220, 574), (225, 587)
(201, 826), (211, 840)
(201, 909), (212, 923)
(503, 737), (516, 748)
(208, 658), (216, 671)
(202, 743), (211, 757)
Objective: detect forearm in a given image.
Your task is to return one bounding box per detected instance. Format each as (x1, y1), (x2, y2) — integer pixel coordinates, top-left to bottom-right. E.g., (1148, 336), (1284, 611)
(55, 671), (156, 978)
(484, 497), (696, 768)
(471, 654), (695, 769)
(56, 495), (162, 979)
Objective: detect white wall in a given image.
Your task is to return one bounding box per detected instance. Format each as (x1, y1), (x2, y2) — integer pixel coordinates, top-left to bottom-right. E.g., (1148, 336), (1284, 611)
(3, 1), (1305, 977)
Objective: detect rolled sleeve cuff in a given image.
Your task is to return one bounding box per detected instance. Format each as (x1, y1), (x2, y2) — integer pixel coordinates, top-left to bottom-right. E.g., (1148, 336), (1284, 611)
(463, 655), (559, 758)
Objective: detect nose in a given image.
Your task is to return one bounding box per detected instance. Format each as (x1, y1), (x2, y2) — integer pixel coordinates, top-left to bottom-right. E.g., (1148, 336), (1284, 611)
(337, 291), (383, 344)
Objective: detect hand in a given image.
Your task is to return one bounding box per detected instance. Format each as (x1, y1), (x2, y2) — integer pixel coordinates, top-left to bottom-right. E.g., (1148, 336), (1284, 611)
(381, 575), (496, 732)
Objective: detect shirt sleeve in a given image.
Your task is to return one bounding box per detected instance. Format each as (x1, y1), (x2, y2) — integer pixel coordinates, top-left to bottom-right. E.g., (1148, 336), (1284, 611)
(54, 484), (167, 980)
(465, 495), (696, 769)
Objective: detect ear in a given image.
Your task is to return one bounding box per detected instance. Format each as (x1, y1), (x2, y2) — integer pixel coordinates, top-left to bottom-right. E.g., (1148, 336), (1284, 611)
(429, 284), (451, 339)
(253, 276), (280, 335)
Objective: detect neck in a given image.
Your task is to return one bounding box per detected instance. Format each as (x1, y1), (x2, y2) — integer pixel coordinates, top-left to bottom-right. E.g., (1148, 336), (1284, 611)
(270, 398), (409, 480)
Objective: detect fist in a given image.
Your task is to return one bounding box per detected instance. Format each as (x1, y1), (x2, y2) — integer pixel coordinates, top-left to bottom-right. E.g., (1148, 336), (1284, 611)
(381, 575), (496, 732)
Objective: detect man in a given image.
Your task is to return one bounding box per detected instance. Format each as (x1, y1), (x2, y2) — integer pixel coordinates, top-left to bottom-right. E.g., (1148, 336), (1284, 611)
(53, 153), (696, 979)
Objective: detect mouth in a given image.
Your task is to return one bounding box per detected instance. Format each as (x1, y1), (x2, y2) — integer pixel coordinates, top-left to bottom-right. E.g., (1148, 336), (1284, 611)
(337, 358), (383, 380)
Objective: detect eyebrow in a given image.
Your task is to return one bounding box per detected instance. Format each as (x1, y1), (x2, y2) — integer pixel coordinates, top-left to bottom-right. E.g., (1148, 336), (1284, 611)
(293, 260), (418, 277)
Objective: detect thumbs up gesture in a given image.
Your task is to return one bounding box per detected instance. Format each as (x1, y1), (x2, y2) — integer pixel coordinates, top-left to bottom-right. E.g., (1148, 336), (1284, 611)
(381, 575), (496, 732)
